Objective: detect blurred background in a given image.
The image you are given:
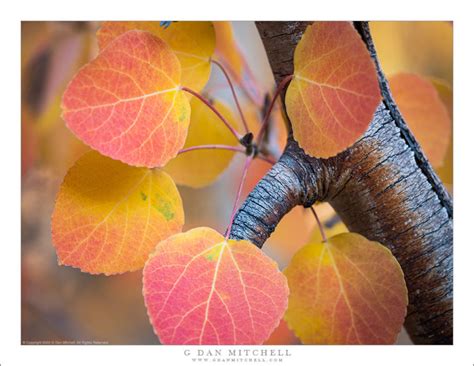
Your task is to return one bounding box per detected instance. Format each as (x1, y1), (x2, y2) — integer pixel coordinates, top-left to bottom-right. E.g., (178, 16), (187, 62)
(21, 21), (452, 345)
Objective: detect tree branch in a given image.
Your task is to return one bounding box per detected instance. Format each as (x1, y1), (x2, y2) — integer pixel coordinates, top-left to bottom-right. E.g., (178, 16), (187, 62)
(229, 21), (453, 345)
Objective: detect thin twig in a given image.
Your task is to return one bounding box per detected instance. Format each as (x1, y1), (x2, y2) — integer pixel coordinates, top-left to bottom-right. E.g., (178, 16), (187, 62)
(178, 144), (246, 155)
(256, 74), (293, 146)
(181, 86), (242, 141)
(178, 144), (276, 166)
(211, 58), (249, 134)
(309, 206), (327, 243)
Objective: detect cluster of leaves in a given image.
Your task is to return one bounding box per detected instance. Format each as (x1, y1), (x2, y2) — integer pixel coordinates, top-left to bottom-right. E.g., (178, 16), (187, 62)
(51, 21), (447, 345)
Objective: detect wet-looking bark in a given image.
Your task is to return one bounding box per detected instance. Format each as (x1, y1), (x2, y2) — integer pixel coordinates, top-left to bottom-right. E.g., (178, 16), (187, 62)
(229, 21), (453, 345)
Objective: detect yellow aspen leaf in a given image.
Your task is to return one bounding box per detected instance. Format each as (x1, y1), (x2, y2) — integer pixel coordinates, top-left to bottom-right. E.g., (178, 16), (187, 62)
(143, 227), (288, 344)
(371, 22), (452, 84)
(284, 232), (408, 344)
(389, 73), (451, 168)
(164, 98), (240, 188)
(97, 21), (215, 92)
(285, 22), (381, 158)
(51, 151), (184, 275)
(431, 78), (453, 190)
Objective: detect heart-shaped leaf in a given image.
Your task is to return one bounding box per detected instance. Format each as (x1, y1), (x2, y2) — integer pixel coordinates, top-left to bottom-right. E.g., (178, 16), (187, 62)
(284, 232), (408, 344)
(389, 73), (451, 168)
(62, 30), (190, 168)
(51, 151), (184, 275)
(143, 227), (289, 344)
(285, 22), (381, 158)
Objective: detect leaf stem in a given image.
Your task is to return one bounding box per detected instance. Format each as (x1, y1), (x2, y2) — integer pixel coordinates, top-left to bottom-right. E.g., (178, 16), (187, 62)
(256, 74), (293, 146)
(178, 144), (276, 166)
(211, 58), (249, 134)
(309, 206), (328, 243)
(178, 144), (246, 155)
(181, 86), (243, 141)
(225, 155), (253, 240)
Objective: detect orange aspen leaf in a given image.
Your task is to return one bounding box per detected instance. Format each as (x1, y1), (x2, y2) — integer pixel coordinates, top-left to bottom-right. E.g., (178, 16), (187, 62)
(389, 73), (451, 168)
(97, 21), (215, 92)
(62, 30), (190, 168)
(285, 22), (380, 158)
(284, 232), (408, 344)
(51, 151), (184, 275)
(143, 227), (288, 344)
(371, 22), (453, 84)
(431, 79), (453, 189)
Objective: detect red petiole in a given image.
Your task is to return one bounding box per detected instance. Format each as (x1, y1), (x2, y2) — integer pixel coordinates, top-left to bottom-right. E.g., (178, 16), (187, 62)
(211, 59), (250, 134)
(179, 144), (245, 154)
(181, 86), (243, 141)
(177, 144), (274, 165)
(309, 206), (328, 243)
(256, 75), (293, 146)
(180, 74), (294, 239)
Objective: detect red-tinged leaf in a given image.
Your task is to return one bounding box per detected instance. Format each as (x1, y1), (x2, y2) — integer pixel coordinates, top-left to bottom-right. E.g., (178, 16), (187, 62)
(285, 22), (381, 158)
(51, 151), (184, 275)
(389, 73), (451, 168)
(97, 21), (215, 93)
(284, 232), (408, 344)
(143, 227), (288, 344)
(62, 30), (190, 168)
(264, 319), (300, 345)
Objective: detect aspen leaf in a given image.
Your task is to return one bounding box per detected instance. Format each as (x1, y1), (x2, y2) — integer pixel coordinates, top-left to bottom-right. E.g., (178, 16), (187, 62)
(164, 98), (240, 188)
(285, 22), (381, 158)
(97, 21), (215, 92)
(431, 79), (453, 189)
(264, 319), (300, 345)
(143, 227), (288, 344)
(51, 151), (184, 275)
(389, 73), (451, 168)
(62, 30), (190, 168)
(371, 22), (452, 84)
(284, 232), (408, 344)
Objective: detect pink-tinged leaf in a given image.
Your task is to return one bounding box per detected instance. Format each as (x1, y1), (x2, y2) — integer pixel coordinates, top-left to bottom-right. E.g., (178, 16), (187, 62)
(51, 151), (184, 275)
(285, 22), (381, 158)
(143, 227), (289, 344)
(61, 30), (190, 168)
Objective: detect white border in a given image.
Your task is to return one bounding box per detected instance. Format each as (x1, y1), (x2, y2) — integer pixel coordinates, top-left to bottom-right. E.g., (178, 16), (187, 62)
(4, 0), (474, 365)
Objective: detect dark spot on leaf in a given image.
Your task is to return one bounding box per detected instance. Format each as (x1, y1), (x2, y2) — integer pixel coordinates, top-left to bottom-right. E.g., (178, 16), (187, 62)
(140, 192), (147, 201)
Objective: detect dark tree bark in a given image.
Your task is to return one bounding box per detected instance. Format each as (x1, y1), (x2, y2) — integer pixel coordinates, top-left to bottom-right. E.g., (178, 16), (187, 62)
(229, 21), (453, 345)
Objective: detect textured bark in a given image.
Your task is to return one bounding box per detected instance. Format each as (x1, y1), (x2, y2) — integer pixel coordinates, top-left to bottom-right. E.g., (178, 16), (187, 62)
(229, 21), (453, 344)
